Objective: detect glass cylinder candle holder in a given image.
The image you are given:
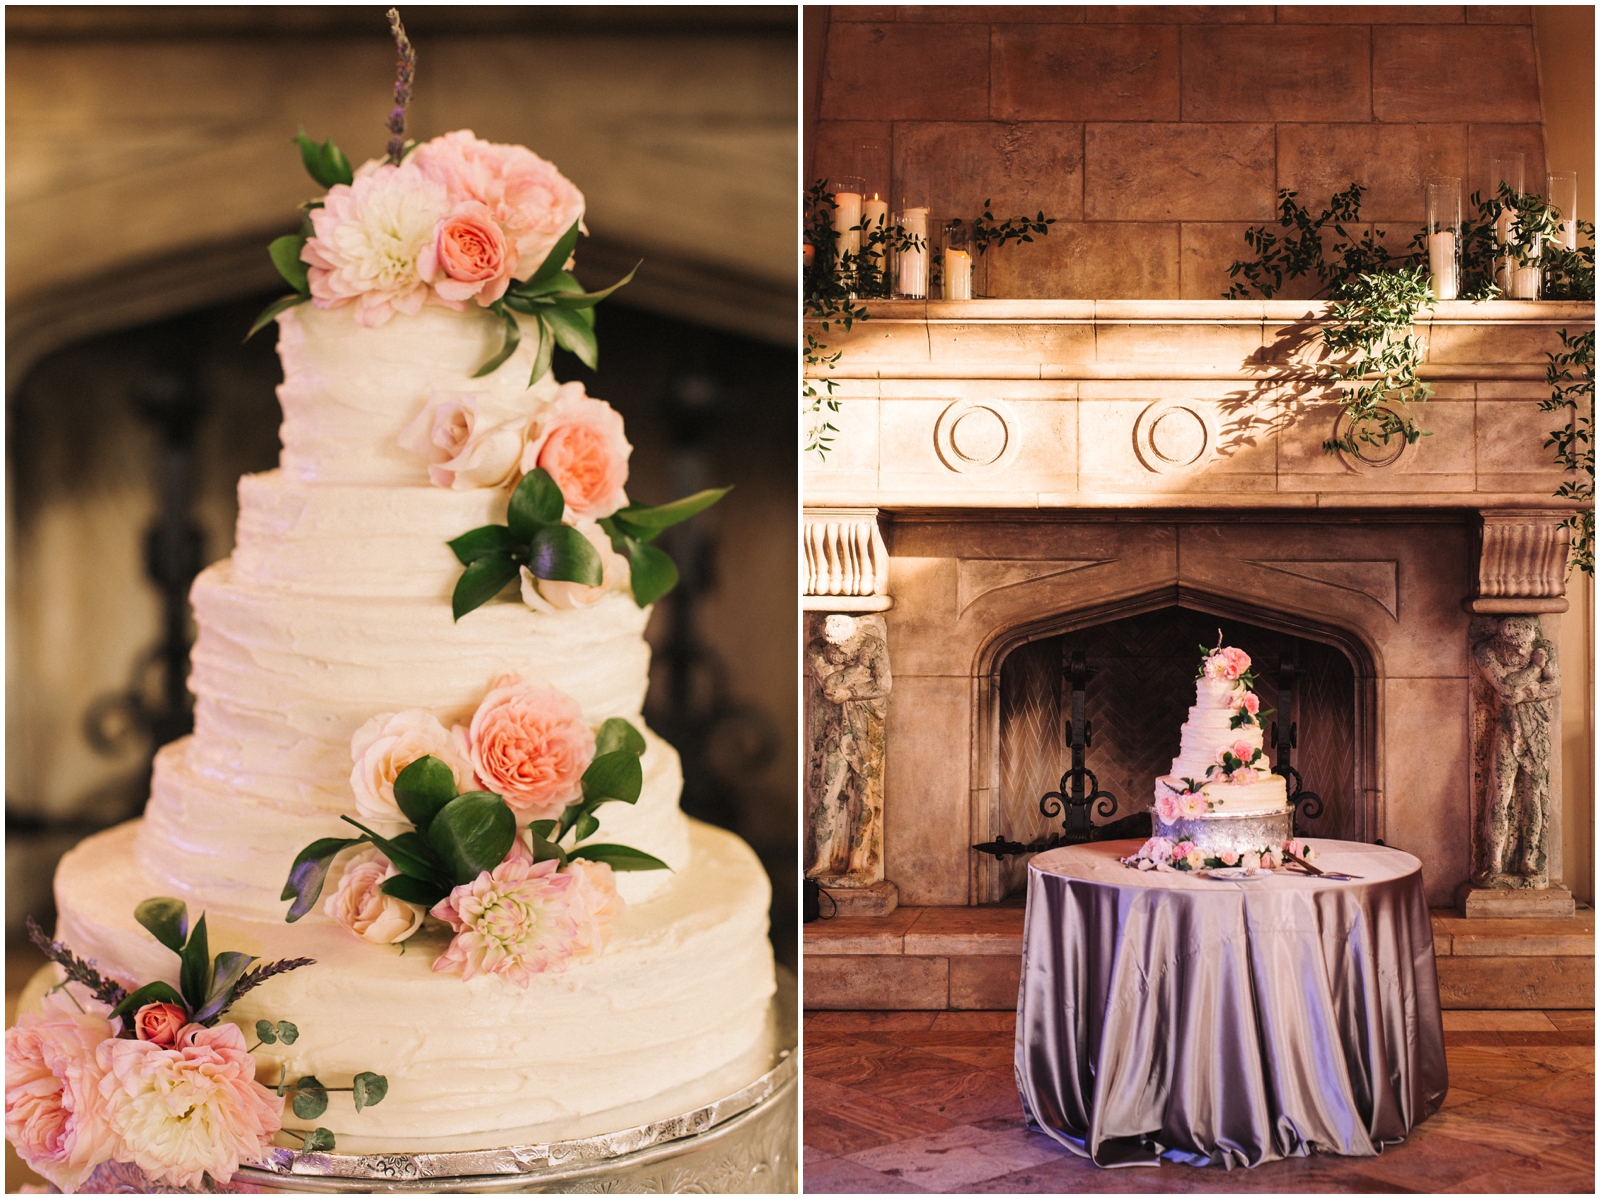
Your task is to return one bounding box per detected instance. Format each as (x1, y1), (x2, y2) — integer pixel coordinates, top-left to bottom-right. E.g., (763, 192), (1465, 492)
(892, 203), (930, 299)
(853, 142), (890, 295)
(1547, 170), (1579, 251)
(942, 221), (974, 300)
(829, 175), (866, 270)
(1424, 177), (1461, 301)
(1488, 153), (1525, 296)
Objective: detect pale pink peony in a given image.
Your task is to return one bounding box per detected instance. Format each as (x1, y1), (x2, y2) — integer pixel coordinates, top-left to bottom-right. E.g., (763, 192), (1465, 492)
(96, 1022), (281, 1191)
(4, 988), (120, 1193)
(1230, 739), (1255, 763)
(519, 520), (630, 611)
(468, 675), (595, 820)
(1138, 836), (1174, 864)
(398, 392), (529, 490)
(1177, 791), (1209, 820)
(410, 131), (586, 278)
(430, 857), (583, 985)
(520, 383), (631, 519)
(302, 162), (449, 327)
(1230, 766), (1259, 785)
(564, 859), (624, 964)
(324, 846), (425, 944)
(419, 200), (518, 306)
(1185, 848), (1207, 871)
(133, 1004), (186, 1050)
(350, 709), (475, 825)
(1153, 792), (1182, 824)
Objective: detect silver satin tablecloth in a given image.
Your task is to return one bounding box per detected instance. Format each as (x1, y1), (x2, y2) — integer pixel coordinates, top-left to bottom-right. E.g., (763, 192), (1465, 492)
(1015, 839), (1447, 1169)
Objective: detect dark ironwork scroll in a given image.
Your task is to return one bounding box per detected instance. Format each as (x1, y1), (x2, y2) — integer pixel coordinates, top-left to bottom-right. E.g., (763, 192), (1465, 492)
(1270, 655), (1324, 836)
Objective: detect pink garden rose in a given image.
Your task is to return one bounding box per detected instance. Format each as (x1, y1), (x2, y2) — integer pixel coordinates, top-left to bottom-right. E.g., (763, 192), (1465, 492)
(302, 161), (449, 328)
(1231, 691), (1260, 716)
(1153, 792), (1182, 824)
(564, 859), (624, 965)
(1230, 739), (1256, 763)
(1173, 840), (1197, 861)
(1261, 848), (1283, 870)
(1219, 849), (1240, 866)
(350, 709), (475, 824)
(97, 1022), (281, 1191)
(133, 1003), (186, 1050)
(4, 987), (120, 1193)
(520, 520), (629, 612)
(419, 200), (517, 307)
(520, 383), (631, 519)
(410, 130), (586, 278)
(398, 392), (528, 490)
(468, 675), (596, 820)
(1230, 766), (1259, 785)
(430, 857), (583, 985)
(325, 846), (425, 944)
(1218, 647), (1251, 679)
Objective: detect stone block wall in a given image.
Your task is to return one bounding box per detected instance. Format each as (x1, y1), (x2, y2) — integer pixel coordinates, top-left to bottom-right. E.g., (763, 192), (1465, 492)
(810, 5), (1551, 300)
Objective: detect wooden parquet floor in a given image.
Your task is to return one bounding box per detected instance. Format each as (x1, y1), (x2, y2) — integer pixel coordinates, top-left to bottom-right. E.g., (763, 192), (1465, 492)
(802, 1009), (1595, 1194)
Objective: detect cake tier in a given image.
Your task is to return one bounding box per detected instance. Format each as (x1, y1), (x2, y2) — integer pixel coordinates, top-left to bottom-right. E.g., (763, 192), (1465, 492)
(57, 818), (774, 1148)
(1156, 772), (1288, 817)
(1151, 807), (1292, 859)
(1169, 676), (1265, 779)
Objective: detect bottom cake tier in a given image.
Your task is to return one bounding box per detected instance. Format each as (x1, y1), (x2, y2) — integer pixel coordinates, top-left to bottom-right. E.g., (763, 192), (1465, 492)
(52, 817), (775, 1151)
(1151, 807), (1293, 859)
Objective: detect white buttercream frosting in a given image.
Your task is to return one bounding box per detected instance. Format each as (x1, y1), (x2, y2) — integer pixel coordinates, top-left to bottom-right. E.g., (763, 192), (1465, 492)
(1157, 670), (1287, 817)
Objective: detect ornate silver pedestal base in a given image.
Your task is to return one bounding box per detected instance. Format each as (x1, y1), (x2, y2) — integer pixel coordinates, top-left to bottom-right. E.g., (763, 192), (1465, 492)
(67, 970), (797, 1195)
(1153, 808), (1292, 859)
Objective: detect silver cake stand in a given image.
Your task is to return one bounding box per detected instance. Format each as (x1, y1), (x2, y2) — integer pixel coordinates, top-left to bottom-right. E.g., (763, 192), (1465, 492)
(68, 969), (797, 1195)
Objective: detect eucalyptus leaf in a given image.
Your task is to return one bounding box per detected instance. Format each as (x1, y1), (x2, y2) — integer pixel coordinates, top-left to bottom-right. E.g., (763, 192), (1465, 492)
(525, 219), (583, 287)
(353, 1072), (389, 1112)
(627, 541), (679, 607)
(281, 836), (366, 922)
(178, 915), (210, 1013)
(581, 750), (643, 805)
(393, 755), (460, 832)
(379, 874), (447, 907)
(528, 524), (602, 586)
(192, 950), (257, 1023)
(611, 487), (732, 533)
(292, 1076), (329, 1120)
(244, 293), (310, 342)
(447, 524), (517, 566)
(134, 897), (189, 954)
(109, 980), (187, 1021)
(255, 1019), (277, 1044)
(277, 1021), (300, 1045)
(594, 717), (646, 757)
(569, 843), (671, 872)
(527, 313), (555, 387)
(543, 304), (599, 370)
(452, 553), (521, 621)
(472, 304), (522, 378)
(302, 1127), (336, 1153)
(548, 261), (641, 309)
(268, 235), (310, 294)
(508, 468), (565, 539)
(426, 792), (517, 886)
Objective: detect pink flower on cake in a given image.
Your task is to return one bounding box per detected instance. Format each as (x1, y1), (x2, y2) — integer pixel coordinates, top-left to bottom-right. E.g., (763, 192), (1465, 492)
(1153, 792), (1182, 824)
(419, 200), (517, 307)
(4, 988), (120, 1193)
(430, 857), (582, 985)
(398, 392), (528, 490)
(350, 709), (475, 824)
(1231, 691), (1260, 715)
(302, 162), (449, 328)
(1230, 739), (1255, 763)
(410, 130), (586, 277)
(520, 383), (631, 519)
(564, 859), (624, 964)
(1230, 766), (1259, 785)
(133, 1003), (186, 1049)
(325, 846), (426, 944)
(1177, 791), (1208, 821)
(1217, 647), (1251, 680)
(468, 675), (595, 820)
(520, 520), (629, 611)
(96, 1022), (282, 1191)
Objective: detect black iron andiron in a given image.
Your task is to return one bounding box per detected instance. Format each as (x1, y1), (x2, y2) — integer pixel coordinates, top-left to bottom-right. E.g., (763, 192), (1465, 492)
(974, 650), (1120, 860)
(1271, 657), (1324, 836)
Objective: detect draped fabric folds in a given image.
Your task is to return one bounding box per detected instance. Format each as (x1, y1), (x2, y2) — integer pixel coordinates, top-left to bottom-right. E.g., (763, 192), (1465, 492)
(1015, 840), (1448, 1170)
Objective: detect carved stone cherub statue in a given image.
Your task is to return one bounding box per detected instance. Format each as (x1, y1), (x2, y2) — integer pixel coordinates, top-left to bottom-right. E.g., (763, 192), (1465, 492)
(1471, 615), (1561, 888)
(805, 614), (891, 887)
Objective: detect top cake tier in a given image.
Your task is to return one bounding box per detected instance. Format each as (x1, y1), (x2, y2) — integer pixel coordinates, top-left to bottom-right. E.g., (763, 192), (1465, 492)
(1169, 675), (1263, 781)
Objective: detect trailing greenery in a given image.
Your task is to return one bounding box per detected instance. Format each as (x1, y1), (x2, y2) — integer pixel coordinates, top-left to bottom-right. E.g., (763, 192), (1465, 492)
(1321, 267), (1435, 454)
(1543, 328), (1596, 575)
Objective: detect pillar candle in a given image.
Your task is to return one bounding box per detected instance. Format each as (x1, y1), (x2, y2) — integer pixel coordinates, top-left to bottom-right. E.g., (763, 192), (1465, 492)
(896, 207), (928, 298)
(833, 191), (862, 261)
(1426, 231), (1458, 300)
(862, 197), (889, 274)
(944, 248), (972, 300)
(1511, 265), (1541, 300)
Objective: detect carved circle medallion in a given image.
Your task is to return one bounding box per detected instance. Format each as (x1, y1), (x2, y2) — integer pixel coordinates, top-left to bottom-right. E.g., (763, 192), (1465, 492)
(934, 400), (1019, 472)
(1133, 399), (1217, 474)
(1332, 403), (1419, 475)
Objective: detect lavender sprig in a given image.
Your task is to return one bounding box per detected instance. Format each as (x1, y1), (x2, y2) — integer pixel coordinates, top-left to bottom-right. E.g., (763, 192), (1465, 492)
(25, 917), (128, 1008)
(385, 8), (416, 165)
(220, 957), (316, 1015)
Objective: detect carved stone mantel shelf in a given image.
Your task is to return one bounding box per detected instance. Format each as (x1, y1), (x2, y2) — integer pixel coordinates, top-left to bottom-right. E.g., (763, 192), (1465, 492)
(804, 299), (1595, 513)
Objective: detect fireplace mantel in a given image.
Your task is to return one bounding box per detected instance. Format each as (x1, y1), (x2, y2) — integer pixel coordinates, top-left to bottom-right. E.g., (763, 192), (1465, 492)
(804, 299), (1594, 512)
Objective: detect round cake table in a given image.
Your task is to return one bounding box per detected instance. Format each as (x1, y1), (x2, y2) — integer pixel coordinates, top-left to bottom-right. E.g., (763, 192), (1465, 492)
(1016, 839), (1447, 1170)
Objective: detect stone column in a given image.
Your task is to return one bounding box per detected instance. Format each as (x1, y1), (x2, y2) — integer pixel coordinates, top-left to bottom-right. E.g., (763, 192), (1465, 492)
(1460, 510), (1575, 917)
(803, 508), (898, 916)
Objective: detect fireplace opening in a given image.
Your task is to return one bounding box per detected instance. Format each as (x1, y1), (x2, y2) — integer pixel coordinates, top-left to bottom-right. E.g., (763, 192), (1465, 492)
(994, 606), (1358, 898)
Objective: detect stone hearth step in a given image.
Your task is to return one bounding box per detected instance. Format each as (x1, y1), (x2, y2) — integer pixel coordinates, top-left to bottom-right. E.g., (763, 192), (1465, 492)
(803, 904), (1594, 1011)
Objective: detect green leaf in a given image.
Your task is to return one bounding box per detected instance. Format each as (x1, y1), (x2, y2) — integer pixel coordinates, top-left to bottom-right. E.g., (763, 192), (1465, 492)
(543, 304), (599, 370)
(179, 914), (210, 1012)
(380, 874), (447, 907)
(508, 468), (565, 539)
(109, 980), (187, 1021)
(575, 813), (600, 841)
(472, 304), (522, 378)
(281, 836), (366, 922)
(302, 1127), (336, 1152)
(447, 524), (517, 566)
(134, 897), (189, 954)
(569, 843), (671, 872)
(338, 817), (451, 887)
(452, 553), (521, 621)
(244, 293), (310, 342)
(627, 541), (679, 607)
(192, 950), (256, 1023)
(268, 235), (310, 294)
(426, 792), (517, 886)
(582, 750), (643, 805)
(528, 524), (602, 586)
(525, 219), (584, 287)
(292, 1075), (329, 1120)
(528, 314), (555, 387)
(255, 1019), (277, 1044)
(530, 829), (569, 866)
(595, 717), (646, 757)
(353, 1072), (389, 1112)
(528, 820), (557, 839)
(393, 755), (460, 832)
(277, 1021), (299, 1045)
(293, 128), (353, 188)
(548, 261), (641, 309)
(611, 488), (732, 534)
